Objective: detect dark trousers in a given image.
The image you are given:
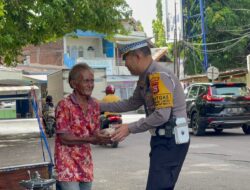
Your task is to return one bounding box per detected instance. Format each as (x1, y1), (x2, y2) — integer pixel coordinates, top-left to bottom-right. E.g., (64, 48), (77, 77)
(146, 136), (190, 190)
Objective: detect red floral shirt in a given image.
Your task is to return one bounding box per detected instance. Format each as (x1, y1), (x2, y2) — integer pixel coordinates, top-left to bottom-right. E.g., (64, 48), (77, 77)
(54, 93), (100, 182)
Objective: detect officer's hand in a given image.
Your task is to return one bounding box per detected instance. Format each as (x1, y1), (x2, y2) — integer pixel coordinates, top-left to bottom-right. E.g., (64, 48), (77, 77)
(111, 124), (130, 142)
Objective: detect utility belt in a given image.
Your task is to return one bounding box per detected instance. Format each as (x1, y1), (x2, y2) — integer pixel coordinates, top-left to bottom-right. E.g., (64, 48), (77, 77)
(149, 120), (175, 138)
(149, 117), (190, 144)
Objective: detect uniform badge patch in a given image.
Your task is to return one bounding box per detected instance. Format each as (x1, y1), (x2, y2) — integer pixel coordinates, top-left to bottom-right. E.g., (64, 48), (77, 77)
(149, 73), (173, 109)
(150, 77), (159, 94)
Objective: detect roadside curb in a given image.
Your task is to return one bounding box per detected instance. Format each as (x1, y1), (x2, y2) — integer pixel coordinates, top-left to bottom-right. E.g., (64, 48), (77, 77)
(0, 132), (40, 140)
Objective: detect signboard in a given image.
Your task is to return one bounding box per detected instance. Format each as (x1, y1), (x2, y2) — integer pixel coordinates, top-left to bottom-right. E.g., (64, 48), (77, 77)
(163, 0), (183, 42)
(207, 66), (219, 80)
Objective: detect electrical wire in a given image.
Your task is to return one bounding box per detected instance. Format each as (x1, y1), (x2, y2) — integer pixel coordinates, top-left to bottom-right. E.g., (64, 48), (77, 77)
(184, 33), (250, 54)
(185, 31), (250, 46)
(216, 26), (250, 33)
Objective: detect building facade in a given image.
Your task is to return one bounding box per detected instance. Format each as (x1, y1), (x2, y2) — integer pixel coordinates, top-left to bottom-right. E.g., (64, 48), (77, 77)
(22, 28), (147, 100)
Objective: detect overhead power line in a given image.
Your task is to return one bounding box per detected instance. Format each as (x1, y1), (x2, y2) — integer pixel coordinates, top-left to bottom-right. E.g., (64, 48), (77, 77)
(185, 32), (250, 46)
(184, 33), (250, 54)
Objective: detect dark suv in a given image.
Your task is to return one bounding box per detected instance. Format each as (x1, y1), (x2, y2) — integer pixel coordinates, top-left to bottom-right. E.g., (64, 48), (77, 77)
(185, 82), (250, 136)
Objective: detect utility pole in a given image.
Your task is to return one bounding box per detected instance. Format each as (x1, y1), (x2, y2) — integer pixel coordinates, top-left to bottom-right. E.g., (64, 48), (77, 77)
(199, 0), (208, 70)
(173, 1), (179, 78)
(182, 0), (208, 72)
(247, 55), (250, 88)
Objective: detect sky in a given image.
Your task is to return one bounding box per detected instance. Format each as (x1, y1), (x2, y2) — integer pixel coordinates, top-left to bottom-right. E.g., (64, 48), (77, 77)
(125, 0), (157, 37)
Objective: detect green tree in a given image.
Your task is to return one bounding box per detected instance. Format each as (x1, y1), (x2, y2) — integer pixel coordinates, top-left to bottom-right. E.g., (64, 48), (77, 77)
(0, 0), (131, 66)
(135, 20), (144, 32)
(152, 0), (166, 47)
(156, 0), (163, 22)
(0, 1), (3, 16)
(0, 1), (4, 29)
(183, 0), (250, 75)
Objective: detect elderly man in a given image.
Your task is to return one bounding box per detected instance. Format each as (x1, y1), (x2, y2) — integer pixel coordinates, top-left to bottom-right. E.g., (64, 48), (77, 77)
(55, 63), (111, 190)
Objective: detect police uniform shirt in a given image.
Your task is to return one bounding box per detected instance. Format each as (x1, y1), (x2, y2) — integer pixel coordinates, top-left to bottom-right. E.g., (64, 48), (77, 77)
(100, 61), (187, 134)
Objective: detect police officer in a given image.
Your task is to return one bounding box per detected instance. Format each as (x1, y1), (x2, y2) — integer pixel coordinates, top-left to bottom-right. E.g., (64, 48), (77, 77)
(100, 38), (190, 190)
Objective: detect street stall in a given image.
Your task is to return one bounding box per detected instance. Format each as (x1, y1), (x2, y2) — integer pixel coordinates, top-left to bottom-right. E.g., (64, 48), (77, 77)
(0, 87), (55, 190)
(0, 85), (40, 119)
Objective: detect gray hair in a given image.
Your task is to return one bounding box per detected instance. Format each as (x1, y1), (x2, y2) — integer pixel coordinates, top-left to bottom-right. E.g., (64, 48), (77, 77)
(68, 63), (93, 88)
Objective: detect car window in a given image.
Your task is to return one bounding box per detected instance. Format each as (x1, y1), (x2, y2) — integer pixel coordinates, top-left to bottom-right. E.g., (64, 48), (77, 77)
(212, 86), (249, 96)
(187, 85), (200, 98)
(184, 87), (189, 97)
(198, 85), (207, 96)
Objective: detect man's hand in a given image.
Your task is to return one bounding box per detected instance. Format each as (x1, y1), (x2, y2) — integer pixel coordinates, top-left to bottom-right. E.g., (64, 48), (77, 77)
(92, 131), (112, 145)
(111, 124), (130, 142)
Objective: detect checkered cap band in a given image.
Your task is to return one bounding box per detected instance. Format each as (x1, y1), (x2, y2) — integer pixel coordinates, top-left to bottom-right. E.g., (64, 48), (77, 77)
(119, 40), (148, 54)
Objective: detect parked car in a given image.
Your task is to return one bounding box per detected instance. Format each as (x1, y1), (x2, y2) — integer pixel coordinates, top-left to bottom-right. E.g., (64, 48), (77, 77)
(185, 82), (250, 136)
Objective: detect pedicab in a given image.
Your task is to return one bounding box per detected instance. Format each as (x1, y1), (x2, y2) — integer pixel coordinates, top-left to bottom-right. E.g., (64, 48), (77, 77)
(0, 87), (55, 190)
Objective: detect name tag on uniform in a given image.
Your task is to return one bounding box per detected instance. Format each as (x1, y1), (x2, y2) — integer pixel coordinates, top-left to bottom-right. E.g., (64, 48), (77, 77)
(174, 118), (189, 144)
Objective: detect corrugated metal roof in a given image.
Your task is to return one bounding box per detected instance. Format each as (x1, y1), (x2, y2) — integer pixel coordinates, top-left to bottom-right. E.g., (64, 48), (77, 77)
(0, 85), (39, 92)
(151, 47), (168, 61)
(0, 69), (23, 81)
(23, 75), (47, 81)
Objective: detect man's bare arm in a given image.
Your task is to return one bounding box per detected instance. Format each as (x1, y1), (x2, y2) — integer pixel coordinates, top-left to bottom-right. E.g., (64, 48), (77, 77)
(59, 132), (111, 145)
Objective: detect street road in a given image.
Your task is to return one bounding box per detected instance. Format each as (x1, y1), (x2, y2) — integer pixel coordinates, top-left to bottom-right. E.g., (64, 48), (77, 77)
(0, 115), (250, 190)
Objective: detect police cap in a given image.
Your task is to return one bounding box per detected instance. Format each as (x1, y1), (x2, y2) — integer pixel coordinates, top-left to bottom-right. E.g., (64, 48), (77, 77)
(117, 37), (152, 55)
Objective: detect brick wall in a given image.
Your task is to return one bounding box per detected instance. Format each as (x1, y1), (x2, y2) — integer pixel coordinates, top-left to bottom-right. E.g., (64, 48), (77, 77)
(22, 39), (64, 66)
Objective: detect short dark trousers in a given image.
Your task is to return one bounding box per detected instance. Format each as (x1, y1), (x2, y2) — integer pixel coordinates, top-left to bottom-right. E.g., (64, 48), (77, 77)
(146, 136), (190, 190)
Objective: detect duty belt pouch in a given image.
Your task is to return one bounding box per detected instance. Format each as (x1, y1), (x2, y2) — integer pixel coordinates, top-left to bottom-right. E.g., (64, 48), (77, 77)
(164, 125), (173, 138)
(174, 118), (189, 144)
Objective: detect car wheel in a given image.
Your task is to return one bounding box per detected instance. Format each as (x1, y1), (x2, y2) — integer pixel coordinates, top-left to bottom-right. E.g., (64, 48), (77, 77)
(214, 128), (223, 134)
(242, 125), (250, 135)
(191, 112), (205, 136)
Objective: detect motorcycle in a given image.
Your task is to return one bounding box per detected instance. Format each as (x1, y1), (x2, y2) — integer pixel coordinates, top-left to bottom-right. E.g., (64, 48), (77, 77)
(100, 113), (122, 148)
(42, 107), (56, 138)
(43, 115), (56, 138)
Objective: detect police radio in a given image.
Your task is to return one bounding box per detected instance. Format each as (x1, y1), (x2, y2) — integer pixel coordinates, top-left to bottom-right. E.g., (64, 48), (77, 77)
(174, 118), (190, 144)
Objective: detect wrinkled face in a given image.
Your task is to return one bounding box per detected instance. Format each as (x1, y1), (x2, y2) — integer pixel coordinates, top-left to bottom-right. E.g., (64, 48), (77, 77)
(124, 52), (140, 75)
(73, 70), (94, 97)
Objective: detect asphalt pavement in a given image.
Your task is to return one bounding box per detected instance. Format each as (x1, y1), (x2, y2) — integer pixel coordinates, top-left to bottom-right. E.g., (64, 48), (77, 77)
(1, 114), (250, 190)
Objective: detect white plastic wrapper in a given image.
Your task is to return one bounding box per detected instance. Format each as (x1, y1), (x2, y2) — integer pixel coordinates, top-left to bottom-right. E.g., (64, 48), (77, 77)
(102, 128), (115, 136)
